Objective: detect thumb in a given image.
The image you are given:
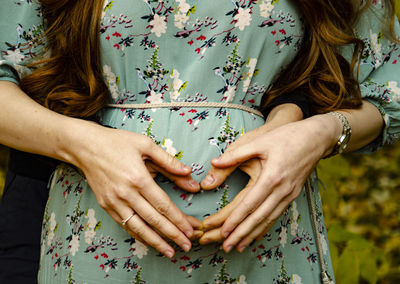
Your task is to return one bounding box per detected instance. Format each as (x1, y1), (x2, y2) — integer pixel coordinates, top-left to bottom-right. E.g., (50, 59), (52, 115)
(211, 142), (259, 169)
(200, 165), (237, 191)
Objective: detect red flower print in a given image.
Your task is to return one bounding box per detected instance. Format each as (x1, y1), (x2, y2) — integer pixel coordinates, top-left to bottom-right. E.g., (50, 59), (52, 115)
(112, 32), (122, 37)
(188, 109), (197, 113)
(106, 35), (110, 40)
(101, 253), (109, 259)
(195, 48), (201, 54)
(179, 112), (185, 116)
(271, 30), (276, 35)
(180, 266), (186, 271)
(114, 44), (120, 50)
(187, 119), (193, 124)
(171, 259), (178, 263)
(100, 264), (105, 270)
(279, 29), (286, 35)
(275, 40), (280, 46)
(187, 39), (194, 45)
(94, 255), (99, 260)
(393, 60), (397, 64)
(180, 255), (190, 261)
(248, 99), (255, 104)
(258, 244), (265, 249)
(196, 35), (206, 41)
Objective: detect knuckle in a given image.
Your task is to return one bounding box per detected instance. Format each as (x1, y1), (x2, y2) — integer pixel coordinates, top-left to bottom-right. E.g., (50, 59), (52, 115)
(130, 221), (145, 237)
(96, 198), (107, 209)
(267, 171), (285, 188)
(155, 200), (172, 216)
(167, 229), (181, 242)
(114, 188), (129, 200)
(128, 173), (146, 189)
(253, 213), (267, 226)
(139, 136), (154, 151)
(241, 198), (256, 214)
(102, 192), (118, 208)
(146, 215), (162, 228)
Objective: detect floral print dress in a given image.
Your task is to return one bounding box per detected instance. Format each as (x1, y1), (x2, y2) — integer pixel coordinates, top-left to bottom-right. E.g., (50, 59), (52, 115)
(1, 0), (400, 283)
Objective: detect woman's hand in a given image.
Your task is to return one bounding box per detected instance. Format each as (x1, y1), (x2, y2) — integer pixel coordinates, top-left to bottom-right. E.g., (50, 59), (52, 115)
(70, 122), (202, 258)
(199, 114), (340, 253)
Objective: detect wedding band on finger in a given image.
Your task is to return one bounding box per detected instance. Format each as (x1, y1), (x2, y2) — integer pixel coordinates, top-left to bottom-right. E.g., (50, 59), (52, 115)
(121, 212), (135, 226)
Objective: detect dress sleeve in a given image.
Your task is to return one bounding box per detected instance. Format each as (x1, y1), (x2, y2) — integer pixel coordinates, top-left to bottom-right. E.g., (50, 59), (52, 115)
(0, 1), (44, 84)
(347, 2), (400, 152)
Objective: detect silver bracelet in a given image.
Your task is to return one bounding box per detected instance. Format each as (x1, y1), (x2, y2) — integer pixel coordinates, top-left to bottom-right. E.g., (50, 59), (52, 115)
(324, 111), (352, 158)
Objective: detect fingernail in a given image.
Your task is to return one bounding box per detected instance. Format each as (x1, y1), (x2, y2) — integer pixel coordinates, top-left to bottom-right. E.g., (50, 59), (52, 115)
(203, 175), (214, 186)
(225, 245), (233, 252)
(193, 230), (204, 239)
(182, 243), (191, 252)
(183, 165), (192, 172)
(222, 231), (229, 238)
(189, 179), (199, 188)
(165, 250), (174, 258)
(238, 245), (246, 253)
(212, 156), (222, 163)
(185, 230), (193, 238)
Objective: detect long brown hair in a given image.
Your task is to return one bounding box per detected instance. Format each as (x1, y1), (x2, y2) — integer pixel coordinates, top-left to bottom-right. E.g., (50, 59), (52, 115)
(20, 0), (108, 118)
(20, 0), (397, 117)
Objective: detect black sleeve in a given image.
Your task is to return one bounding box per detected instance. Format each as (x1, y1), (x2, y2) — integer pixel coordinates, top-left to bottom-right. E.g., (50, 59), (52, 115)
(261, 90), (311, 118)
(8, 149), (58, 182)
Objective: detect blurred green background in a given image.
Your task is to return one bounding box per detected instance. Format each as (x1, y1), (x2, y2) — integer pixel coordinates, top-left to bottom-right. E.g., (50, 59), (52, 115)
(1, 3), (400, 283)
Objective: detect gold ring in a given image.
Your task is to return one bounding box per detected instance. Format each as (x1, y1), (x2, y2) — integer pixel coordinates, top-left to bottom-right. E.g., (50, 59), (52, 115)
(121, 213), (135, 226)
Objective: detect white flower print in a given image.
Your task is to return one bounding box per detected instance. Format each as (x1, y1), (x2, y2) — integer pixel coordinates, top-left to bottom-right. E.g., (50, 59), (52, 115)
(174, 12), (189, 29)
(177, 0), (190, 14)
(320, 233), (328, 255)
(242, 58), (257, 93)
(162, 138), (177, 156)
(224, 85), (237, 102)
(147, 90), (163, 104)
(69, 234), (80, 256)
(47, 212), (57, 246)
(131, 240), (148, 259)
(3, 49), (25, 64)
(290, 201), (299, 236)
(170, 69), (183, 101)
(291, 274), (303, 284)
(174, 0), (190, 28)
(237, 275), (247, 284)
(259, 1), (274, 18)
(84, 208), (97, 244)
(370, 30), (383, 67)
(234, 8), (252, 31)
(103, 65), (120, 99)
(388, 81), (400, 96)
(279, 226), (288, 248)
(150, 14), (167, 37)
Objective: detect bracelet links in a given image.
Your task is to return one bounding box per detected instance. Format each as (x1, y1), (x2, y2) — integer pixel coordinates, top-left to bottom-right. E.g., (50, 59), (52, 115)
(324, 111), (352, 158)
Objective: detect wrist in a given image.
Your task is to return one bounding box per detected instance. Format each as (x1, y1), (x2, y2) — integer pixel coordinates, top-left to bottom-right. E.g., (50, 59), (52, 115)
(307, 113), (344, 158)
(54, 117), (103, 168)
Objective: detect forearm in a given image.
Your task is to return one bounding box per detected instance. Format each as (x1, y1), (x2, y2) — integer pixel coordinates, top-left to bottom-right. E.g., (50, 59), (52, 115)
(0, 80), (96, 166)
(263, 103), (304, 130)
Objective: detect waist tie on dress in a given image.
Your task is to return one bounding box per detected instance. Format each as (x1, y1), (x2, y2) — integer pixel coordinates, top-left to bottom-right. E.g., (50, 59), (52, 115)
(106, 102), (264, 118)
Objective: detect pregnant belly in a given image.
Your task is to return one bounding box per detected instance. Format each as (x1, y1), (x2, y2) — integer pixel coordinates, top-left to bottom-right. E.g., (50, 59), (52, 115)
(100, 107), (265, 219)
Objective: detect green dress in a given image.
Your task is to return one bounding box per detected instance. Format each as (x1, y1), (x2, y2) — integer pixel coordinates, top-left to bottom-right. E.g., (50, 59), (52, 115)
(1, 0), (400, 283)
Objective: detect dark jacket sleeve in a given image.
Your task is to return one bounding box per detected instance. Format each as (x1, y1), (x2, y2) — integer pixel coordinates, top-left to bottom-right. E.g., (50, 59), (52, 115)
(261, 90), (311, 118)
